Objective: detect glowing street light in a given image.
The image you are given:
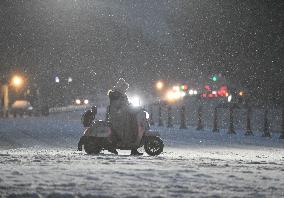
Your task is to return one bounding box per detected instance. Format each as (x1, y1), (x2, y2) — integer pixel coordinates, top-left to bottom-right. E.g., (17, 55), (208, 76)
(156, 81), (164, 90)
(1, 75), (25, 117)
(11, 75), (23, 87)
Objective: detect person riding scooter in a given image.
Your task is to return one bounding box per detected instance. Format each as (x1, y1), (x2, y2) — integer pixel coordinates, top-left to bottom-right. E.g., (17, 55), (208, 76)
(81, 106), (97, 127)
(108, 78), (143, 156)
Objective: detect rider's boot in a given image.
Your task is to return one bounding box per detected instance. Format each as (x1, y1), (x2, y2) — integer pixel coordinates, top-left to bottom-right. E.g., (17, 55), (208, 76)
(131, 149), (143, 156)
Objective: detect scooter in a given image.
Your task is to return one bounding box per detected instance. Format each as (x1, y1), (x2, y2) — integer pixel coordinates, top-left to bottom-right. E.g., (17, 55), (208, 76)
(78, 108), (164, 156)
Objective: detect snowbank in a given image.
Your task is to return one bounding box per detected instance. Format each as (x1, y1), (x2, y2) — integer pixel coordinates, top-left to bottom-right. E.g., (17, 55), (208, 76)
(0, 111), (284, 197)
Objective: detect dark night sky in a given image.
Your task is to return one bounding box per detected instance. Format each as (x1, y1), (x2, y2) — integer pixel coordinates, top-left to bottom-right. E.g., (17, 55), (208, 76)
(0, 0), (283, 103)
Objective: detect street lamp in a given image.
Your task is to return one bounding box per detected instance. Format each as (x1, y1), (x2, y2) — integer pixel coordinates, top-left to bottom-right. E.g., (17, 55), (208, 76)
(11, 75), (23, 87)
(1, 75), (24, 117)
(156, 81), (164, 90)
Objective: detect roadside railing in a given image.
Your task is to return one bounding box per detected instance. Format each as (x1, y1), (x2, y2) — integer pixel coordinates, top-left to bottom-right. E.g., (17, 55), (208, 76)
(148, 103), (284, 139)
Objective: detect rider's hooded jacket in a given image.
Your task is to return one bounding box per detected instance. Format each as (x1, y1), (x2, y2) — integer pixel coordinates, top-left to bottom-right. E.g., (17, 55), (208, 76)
(108, 78), (137, 144)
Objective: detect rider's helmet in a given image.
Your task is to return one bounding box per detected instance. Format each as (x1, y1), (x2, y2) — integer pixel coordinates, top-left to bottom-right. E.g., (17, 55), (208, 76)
(113, 78), (129, 94)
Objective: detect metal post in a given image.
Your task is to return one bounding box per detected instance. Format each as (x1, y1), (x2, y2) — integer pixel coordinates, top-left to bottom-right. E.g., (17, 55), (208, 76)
(158, 105), (163, 126)
(2, 84), (9, 118)
(245, 107), (253, 135)
(180, 106), (187, 129)
(212, 107), (219, 132)
(262, 109), (271, 137)
(228, 106), (236, 134)
(167, 106), (173, 128)
(280, 109), (284, 139)
(196, 105), (203, 130)
(149, 105), (154, 126)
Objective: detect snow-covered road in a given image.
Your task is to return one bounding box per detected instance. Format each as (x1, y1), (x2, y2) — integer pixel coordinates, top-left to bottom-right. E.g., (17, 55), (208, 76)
(0, 111), (283, 198)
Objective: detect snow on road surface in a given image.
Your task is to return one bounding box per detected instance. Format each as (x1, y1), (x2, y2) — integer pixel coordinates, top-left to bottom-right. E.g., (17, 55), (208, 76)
(0, 111), (283, 198)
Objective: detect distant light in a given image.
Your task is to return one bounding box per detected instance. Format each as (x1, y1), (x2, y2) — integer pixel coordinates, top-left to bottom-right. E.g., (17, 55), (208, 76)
(239, 91), (244, 96)
(156, 81), (164, 90)
(193, 90), (198, 95)
(75, 99), (81, 105)
(185, 85), (188, 90)
(173, 86), (180, 92)
(180, 84), (188, 91)
(189, 89), (194, 95)
(129, 96), (141, 107)
(68, 77), (73, 83)
(11, 75), (23, 87)
(180, 91), (186, 97)
(217, 85), (229, 97)
(166, 91), (174, 101)
(184, 84), (188, 91)
(55, 76), (60, 83)
(228, 95), (232, 102)
(212, 75), (218, 82)
(84, 99), (89, 104)
(166, 90), (180, 101)
(205, 85), (211, 91)
(212, 91), (217, 95)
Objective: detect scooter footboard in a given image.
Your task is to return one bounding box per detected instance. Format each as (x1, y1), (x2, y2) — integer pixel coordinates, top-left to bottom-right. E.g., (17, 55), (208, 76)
(78, 136), (112, 151)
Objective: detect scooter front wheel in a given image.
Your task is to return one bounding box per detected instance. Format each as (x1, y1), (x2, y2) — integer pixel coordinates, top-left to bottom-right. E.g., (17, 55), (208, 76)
(144, 136), (164, 156)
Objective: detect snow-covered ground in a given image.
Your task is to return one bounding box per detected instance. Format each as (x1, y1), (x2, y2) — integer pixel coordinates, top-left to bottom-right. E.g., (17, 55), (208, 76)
(0, 111), (283, 198)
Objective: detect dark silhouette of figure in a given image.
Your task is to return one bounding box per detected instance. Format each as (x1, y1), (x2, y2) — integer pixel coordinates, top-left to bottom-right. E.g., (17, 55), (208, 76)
(81, 106), (97, 127)
(108, 78), (143, 155)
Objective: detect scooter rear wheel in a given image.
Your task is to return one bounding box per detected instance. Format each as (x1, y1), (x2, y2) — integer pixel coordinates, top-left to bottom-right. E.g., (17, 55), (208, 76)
(84, 139), (102, 154)
(144, 136), (164, 156)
